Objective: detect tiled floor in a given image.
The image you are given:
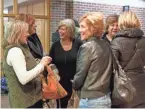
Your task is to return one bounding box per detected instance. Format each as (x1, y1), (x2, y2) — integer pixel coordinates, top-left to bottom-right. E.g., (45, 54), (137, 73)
(1, 94), (10, 108)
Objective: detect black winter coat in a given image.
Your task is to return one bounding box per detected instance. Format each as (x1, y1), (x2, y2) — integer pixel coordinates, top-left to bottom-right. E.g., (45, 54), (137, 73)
(111, 28), (145, 108)
(27, 33), (43, 59)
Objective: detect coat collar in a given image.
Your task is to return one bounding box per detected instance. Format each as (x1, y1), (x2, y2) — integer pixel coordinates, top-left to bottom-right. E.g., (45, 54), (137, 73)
(86, 36), (98, 42)
(116, 28), (144, 38)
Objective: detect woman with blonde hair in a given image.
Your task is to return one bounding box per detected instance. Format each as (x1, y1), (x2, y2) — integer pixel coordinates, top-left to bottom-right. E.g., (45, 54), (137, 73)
(2, 20), (52, 108)
(111, 11), (145, 107)
(15, 13), (43, 60)
(72, 12), (113, 108)
(49, 19), (82, 108)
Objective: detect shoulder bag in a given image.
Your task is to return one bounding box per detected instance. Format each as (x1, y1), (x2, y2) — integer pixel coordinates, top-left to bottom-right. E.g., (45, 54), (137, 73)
(112, 39), (140, 105)
(41, 64), (67, 99)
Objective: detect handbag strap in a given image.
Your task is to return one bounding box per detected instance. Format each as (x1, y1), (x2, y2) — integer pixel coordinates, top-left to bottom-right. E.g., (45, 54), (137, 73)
(112, 38), (141, 71)
(124, 38), (141, 70)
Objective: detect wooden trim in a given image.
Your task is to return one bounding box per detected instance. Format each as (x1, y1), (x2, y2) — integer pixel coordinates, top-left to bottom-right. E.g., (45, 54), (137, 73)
(44, 0), (50, 52)
(2, 0), (50, 53)
(33, 15), (49, 19)
(1, 0), (4, 60)
(3, 14), (48, 19)
(0, 0), (4, 38)
(47, 0), (50, 51)
(3, 14), (15, 17)
(44, 0), (47, 52)
(13, 0), (18, 15)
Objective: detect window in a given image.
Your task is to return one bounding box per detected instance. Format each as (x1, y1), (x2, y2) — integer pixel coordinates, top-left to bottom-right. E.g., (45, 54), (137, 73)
(0, 0), (50, 60)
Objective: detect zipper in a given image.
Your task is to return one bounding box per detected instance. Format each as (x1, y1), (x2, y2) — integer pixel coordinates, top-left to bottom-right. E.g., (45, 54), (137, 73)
(65, 52), (66, 64)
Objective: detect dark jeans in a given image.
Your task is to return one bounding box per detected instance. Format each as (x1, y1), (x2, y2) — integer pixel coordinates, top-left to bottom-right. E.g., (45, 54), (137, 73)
(27, 100), (43, 108)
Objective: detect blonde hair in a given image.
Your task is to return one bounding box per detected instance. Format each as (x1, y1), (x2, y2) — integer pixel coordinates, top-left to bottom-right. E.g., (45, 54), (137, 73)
(119, 11), (141, 30)
(105, 14), (119, 32)
(3, 20), (28, 47)
(58, 19), (76, 40)
(79, 12), (104, 37)
(15, 13), (35, 34)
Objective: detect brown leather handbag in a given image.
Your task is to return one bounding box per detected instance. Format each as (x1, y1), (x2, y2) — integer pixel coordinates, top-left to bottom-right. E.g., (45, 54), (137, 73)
(112, 58), (136, 105)
(41, 65), (67, 99)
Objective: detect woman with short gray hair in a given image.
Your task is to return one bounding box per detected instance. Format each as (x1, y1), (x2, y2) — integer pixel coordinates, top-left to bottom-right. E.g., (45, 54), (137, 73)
(49, 19), (82, 108)
(58, 19), (76, 40)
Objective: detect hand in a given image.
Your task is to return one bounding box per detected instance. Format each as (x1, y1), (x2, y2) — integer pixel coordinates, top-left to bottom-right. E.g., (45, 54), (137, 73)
(40, 56), (52, 66)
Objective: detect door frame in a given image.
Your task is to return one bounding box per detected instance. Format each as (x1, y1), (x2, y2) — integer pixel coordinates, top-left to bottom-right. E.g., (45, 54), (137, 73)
(0, 0), (51, 60)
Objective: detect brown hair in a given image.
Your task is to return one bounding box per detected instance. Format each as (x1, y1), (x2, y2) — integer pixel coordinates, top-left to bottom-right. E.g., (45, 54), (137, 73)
(79, 12), (104, 37)
(15, 13), (35, 34)
(105, 14), (119, 32)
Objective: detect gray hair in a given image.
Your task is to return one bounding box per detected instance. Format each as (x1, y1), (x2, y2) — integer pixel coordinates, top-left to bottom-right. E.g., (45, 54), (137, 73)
(58, 19), (76, 40)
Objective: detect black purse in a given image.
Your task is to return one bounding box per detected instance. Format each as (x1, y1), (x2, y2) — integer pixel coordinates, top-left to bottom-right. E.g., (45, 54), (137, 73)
(112, 39), (140, 105)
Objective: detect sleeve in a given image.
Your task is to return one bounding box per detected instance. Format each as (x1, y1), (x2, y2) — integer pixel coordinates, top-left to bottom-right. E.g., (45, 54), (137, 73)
(141, 48), (145, 66)
(7, 47), (44, 85)
(72, 45), (91, 90)
(139, 38), (145, 65)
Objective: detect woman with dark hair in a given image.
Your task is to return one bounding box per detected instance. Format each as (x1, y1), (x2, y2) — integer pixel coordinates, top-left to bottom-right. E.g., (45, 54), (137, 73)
(102, 14), (119, 43)
(102, 14), (119, 108)
(15, 13), (43, 59)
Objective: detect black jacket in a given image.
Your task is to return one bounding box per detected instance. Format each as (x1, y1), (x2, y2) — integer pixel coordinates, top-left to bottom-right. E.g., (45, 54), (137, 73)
(27, 33), (43, 59)
(111, 28), (145, 108)
(102, 32), (111, 44)
(49, 38), (82, 93)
